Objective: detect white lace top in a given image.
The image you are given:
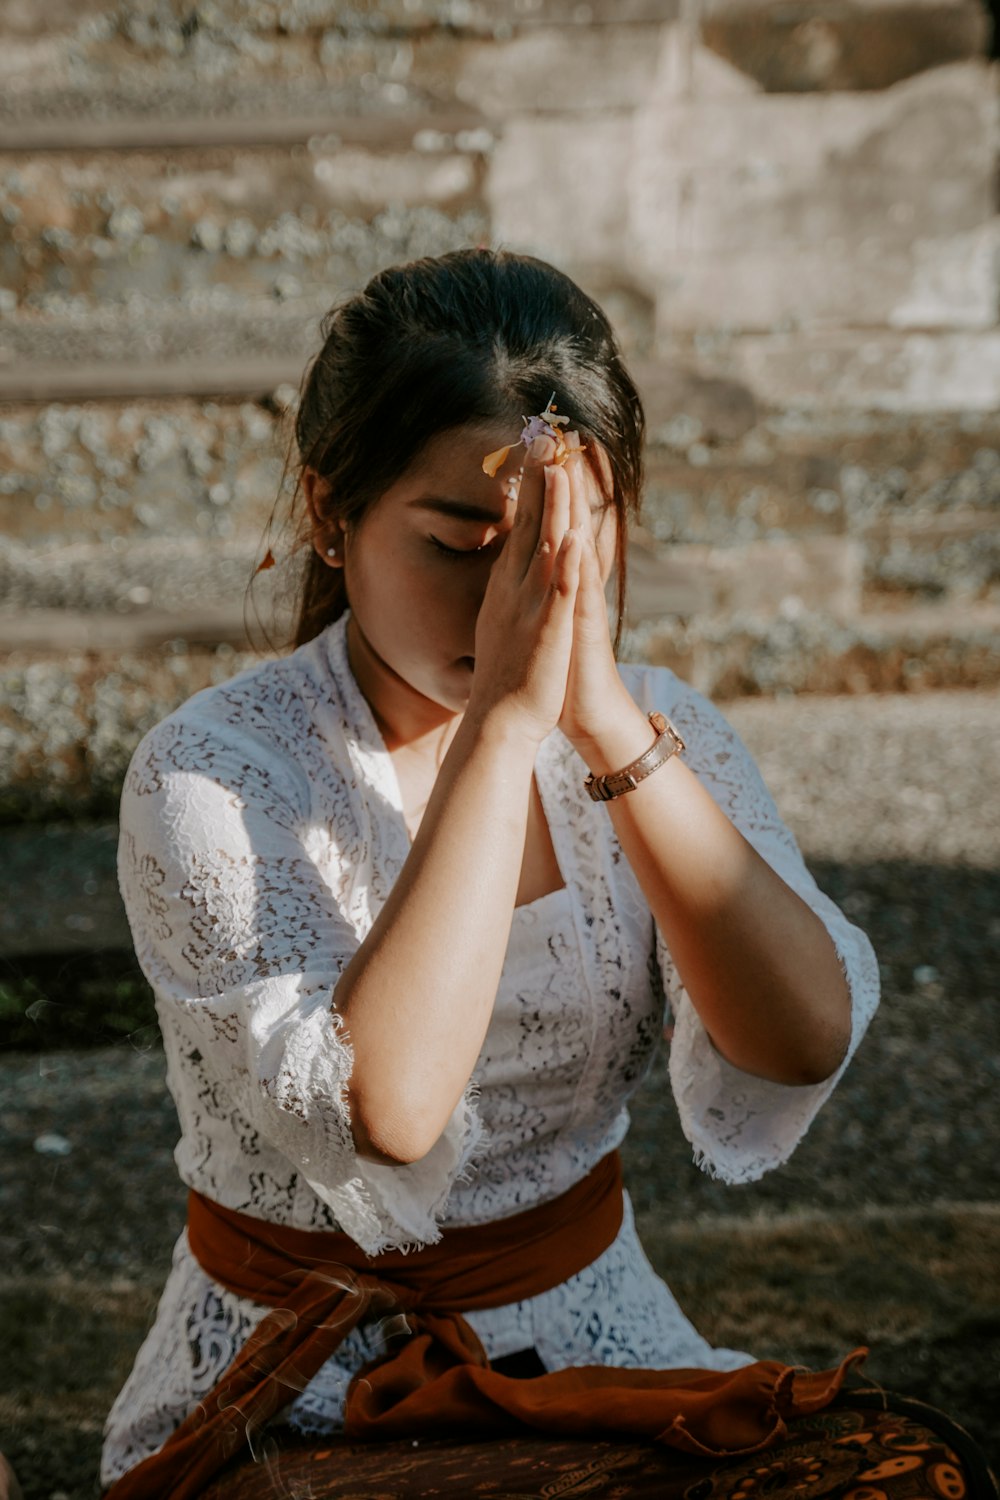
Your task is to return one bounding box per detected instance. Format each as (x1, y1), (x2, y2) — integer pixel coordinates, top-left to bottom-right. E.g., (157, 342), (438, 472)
(101, 613), (879, 1486)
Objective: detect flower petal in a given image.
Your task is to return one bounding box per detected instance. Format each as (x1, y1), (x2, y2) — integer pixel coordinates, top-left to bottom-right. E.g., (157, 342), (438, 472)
(482, 444), (513, 478)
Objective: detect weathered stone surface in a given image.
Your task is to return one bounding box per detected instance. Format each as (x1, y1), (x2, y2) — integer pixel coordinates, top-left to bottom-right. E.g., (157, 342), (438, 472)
(0, 644), (262, 822)
(728, 685), (1000, 866)
(641, 450), (848, 545)
(641, 405), (1000, 582)
(0, 536), (296, 625)
(489, 115), (632, 271)
(888, 221), (1000, 331)
(0, 607), (255, 653)
(0, 0), (682, 56)
(862, 511), (1000, 603)
(0, 6), (683, 135)
(647, 228), (999, 334)
(633, 601), (1000, 698)
(631, 62), (997, 330)
(641, 406), (1000, 603)
(454, 24), (667, 115)
(0, 358), (305, 402)
(490, 60), (998, 332)
(0, 147), (486, 314)
(715, 330), (1000, 411)
(0, 301), (324, 372)
(700, 0), (990, 93)
(0, 399), (286, 546)
(634, 361), (760, 443)
(626, 535), (863, 625)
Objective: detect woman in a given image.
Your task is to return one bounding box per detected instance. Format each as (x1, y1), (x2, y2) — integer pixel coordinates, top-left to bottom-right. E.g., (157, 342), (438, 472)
(100, 250), (992, 1498)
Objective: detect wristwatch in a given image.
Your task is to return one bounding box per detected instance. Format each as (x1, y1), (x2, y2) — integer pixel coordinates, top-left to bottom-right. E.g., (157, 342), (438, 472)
(583, 712), (685, 803)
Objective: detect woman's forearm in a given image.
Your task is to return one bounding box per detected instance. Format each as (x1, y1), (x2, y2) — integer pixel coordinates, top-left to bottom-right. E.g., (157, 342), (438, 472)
(575, 697), (852, 1087)
(334, 709), (537, 1166)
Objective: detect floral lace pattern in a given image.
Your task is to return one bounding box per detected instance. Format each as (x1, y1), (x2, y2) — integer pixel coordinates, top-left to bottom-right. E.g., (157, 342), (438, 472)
(101, 614), (879, 1487)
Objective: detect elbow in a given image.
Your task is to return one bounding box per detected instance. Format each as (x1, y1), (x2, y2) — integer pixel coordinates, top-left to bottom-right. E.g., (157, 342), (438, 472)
(788, 1054), (844, 1088)
(733, 1012), (852, 1088)
(790, 1016), (852, 1087)
(348, 1085), (444, 1167)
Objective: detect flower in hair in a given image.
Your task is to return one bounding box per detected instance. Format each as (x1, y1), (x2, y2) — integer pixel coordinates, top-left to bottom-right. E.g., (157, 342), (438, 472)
(482, 394), (585, 478)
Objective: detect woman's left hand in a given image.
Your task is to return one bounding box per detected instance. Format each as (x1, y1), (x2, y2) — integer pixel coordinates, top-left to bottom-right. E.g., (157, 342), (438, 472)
(546, 452), (634, 754)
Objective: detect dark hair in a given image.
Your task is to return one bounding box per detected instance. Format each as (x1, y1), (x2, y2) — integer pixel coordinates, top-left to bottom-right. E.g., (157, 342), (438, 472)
(286, 248), (645, 649)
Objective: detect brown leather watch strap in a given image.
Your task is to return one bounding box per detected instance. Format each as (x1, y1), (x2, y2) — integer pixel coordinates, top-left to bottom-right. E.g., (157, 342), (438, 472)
(583, 711), (685, 803)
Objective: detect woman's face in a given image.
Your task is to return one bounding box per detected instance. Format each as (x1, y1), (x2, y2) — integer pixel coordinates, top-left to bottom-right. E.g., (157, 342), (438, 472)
(314, 423), (616, 720)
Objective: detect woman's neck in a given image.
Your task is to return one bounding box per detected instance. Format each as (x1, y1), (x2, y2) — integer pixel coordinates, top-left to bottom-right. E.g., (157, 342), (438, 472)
(345, 615), (461, 760)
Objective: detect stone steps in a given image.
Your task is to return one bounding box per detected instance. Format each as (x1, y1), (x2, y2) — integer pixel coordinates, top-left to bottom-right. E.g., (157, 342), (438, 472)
(0, 7), (680, 141)
(1, 7), (994, 344)
(0, 0), (996, 829)
(2, 0), (986, 133)
(0, 138), (488, 322)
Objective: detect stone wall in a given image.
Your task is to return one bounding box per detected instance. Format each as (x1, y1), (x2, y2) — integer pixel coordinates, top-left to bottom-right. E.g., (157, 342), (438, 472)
(1, 0), (998, 817)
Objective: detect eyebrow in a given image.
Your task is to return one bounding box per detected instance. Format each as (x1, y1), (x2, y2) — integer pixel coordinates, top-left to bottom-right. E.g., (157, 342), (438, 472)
(408, 497), (506, 523)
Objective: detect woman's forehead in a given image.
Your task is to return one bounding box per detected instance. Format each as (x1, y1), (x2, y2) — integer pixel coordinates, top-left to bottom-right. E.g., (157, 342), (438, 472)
(409, 422), (516, 476)
(382, 423), (520, 506)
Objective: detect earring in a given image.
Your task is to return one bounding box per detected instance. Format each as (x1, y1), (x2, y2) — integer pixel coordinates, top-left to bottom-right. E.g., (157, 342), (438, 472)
(326, 545), (337, 557)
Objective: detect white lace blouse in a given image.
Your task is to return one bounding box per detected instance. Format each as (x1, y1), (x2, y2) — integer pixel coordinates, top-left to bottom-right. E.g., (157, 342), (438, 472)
(101, 613), (880, 1486)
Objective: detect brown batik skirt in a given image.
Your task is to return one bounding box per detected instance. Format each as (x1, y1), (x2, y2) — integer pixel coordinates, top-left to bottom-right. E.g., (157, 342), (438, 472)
(199, 1388), (998, 1500)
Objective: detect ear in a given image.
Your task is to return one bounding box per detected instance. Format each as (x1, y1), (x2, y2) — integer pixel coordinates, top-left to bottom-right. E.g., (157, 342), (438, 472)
(303, 467), (346, 570)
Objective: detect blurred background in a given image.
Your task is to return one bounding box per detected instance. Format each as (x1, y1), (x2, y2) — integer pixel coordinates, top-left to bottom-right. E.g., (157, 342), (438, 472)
(0, 3), (998, 1497)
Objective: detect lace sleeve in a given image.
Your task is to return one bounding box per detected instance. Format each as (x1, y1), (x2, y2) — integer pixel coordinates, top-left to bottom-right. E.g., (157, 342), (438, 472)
(117, 712), (481, 1254)
(634, 671), (880, 1186)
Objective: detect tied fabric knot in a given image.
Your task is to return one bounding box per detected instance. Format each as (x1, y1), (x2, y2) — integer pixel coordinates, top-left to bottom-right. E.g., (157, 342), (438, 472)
(103, 1152), (866, 1499)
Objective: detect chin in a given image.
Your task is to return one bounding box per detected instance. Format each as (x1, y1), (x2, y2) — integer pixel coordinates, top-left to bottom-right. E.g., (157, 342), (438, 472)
(438, 663), (474, 711)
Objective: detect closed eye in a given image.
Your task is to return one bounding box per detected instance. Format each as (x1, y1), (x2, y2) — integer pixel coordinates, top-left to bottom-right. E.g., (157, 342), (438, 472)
(429, 535), (503, 561)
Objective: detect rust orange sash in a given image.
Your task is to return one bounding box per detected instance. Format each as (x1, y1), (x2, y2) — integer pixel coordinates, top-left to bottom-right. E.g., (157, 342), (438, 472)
(104, 1151), (864, 1499)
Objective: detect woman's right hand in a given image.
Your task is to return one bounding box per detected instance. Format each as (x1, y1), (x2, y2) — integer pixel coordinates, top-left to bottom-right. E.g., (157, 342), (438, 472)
(466, 440), (581, 743)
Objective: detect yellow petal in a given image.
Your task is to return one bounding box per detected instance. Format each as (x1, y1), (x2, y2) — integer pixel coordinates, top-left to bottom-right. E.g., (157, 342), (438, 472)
(553, 434), (586, 466)
(482, 444), (513, 477)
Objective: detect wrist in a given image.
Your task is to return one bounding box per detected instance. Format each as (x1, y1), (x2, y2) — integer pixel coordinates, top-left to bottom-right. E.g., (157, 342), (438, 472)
(458, 700), (551, 761)
(566, 693), (655, 775)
